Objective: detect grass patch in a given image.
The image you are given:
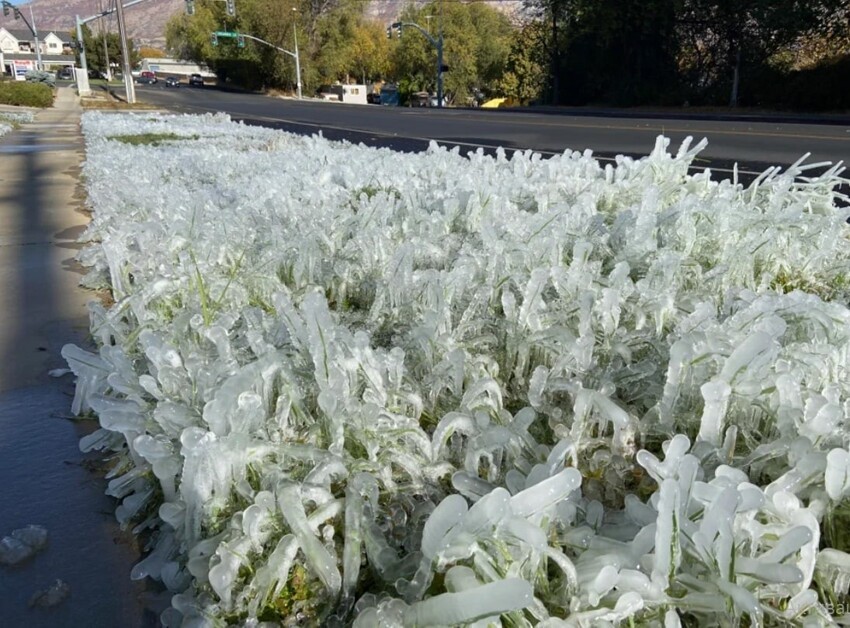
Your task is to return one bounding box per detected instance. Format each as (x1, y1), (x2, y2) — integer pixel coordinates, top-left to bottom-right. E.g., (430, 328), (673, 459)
(0, 81), (54, 108)
(80, 99), (159, 111)
(107, 132), (199, 146)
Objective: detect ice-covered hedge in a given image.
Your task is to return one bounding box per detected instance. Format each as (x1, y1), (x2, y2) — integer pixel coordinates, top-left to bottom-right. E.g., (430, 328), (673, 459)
(0, 111), (35, 137)
(65, 111), (850, 626)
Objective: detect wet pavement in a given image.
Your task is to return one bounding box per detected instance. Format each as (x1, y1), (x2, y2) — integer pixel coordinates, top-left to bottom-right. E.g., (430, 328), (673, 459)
(0, 89), (161, 626)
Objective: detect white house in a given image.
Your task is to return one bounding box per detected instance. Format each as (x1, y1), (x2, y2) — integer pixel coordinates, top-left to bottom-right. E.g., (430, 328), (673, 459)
(0, 27), (75, 76)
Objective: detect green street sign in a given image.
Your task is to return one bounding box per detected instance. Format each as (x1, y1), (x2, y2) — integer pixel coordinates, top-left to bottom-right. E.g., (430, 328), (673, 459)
(214, 31), (238, 38)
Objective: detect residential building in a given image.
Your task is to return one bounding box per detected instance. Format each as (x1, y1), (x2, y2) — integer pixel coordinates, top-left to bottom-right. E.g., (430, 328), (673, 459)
(0, 27), (75, 76)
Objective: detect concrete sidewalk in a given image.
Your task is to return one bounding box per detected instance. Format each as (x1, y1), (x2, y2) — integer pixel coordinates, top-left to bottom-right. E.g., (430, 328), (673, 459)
(0, 88), (159, 626)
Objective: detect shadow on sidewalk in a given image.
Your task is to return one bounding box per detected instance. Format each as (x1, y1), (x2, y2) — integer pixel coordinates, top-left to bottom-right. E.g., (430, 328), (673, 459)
(0, 108), (164, 627)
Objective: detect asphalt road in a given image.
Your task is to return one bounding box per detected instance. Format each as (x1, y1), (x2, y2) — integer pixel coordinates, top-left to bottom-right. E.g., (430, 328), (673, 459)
(129, 83), (850, 179)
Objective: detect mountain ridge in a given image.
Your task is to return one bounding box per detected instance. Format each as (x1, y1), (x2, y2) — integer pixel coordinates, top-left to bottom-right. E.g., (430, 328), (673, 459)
(1, 0), (522, 48)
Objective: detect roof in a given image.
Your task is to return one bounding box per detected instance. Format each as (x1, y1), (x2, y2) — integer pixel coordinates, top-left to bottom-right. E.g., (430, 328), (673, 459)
(1, 28), (34, 41)
(0, 28), (73, 44)
(48, 32), (73, 44)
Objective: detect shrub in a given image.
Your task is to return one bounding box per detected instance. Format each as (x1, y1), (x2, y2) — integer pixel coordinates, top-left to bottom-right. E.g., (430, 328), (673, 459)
(70, 112), (850, 626)
(0, 80), (54, 108)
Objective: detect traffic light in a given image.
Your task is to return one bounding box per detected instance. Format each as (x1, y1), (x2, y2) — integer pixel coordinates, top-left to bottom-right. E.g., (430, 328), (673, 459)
(237, 35), (245, 48)
(2, 4), (8, 17)
(211, 33), (218, 46)
(185, 0), (195, 15)
(386, 26), (391, 39)
(13, 7), (20, 19)
(225, 0), (235, 16)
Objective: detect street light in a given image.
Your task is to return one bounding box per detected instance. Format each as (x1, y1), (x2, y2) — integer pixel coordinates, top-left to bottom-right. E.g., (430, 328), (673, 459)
(28, 3), (43, 71)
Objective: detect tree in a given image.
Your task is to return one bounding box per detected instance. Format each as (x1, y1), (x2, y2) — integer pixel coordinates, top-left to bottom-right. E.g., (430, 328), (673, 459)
(166, 0), (262, 88)
(389, 2), (514, 103)
(677, 0), (843, 105)
(349, 21), (391, 85)
(74, 24), (140, 75)
(467, 2), (513, 95)
(165, 0), (517, 100)
(138, 46), (166, 59)
(313, 0), (362, 83)
(496, 22), (547, 104)
(521, 0), (681, 106)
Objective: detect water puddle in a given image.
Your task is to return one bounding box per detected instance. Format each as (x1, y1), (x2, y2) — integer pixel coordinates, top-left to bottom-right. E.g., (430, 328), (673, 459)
(0, 383), (166, 626)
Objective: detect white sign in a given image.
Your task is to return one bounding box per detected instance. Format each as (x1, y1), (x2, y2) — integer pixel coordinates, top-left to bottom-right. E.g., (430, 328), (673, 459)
(13, 59), (34, 81)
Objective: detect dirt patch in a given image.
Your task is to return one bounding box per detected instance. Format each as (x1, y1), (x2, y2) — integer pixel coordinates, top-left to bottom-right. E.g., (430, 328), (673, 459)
(81, 89), (158, 111)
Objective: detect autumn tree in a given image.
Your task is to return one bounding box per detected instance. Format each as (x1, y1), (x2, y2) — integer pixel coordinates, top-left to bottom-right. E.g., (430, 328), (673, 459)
(138, 46), (166, 58)
(497, 21), (547, 104)
(349, 20), (392, 85)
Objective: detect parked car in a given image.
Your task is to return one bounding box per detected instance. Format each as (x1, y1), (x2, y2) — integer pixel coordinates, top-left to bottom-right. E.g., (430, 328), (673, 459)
(57, 67), (74, 80)
(408, 91), (430, 107)
(139, 70), (157, 83)
(366, 92), (380, 105)
(165, 76), (180, 88)
(189, 73), (204, 86)
(429, 94), (449, 108)
(135, 74), (155, 85)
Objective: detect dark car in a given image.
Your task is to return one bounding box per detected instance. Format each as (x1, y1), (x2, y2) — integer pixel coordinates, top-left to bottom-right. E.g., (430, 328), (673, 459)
(165, 76), (180, 88)
(188, 73), (204, 86)
(135, 75), (155, 85)
(57, 67), (74, 80)
(366, 92), (380, 105)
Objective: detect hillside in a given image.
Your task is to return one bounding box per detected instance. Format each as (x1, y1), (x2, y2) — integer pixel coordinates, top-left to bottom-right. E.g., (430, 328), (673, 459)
(1, 0), (522, 49)
(0, 0), (184, 46)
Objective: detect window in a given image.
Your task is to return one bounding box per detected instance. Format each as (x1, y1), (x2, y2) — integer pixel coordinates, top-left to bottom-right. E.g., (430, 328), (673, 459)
(49, 42), (58, 49)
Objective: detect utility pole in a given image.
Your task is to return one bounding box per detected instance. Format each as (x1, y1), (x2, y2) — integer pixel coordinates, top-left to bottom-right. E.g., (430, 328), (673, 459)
(292, 8), (301, 100)
(28, 4), (42, 70)
(437, 0), (443, 108)
(114, 0), (135, 103)
(75, 15), (91, 95)
(100, 0), (112, 82)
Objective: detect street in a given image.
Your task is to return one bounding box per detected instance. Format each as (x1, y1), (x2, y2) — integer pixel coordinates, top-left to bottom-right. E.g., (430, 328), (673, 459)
(130, 83), (850, 178)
